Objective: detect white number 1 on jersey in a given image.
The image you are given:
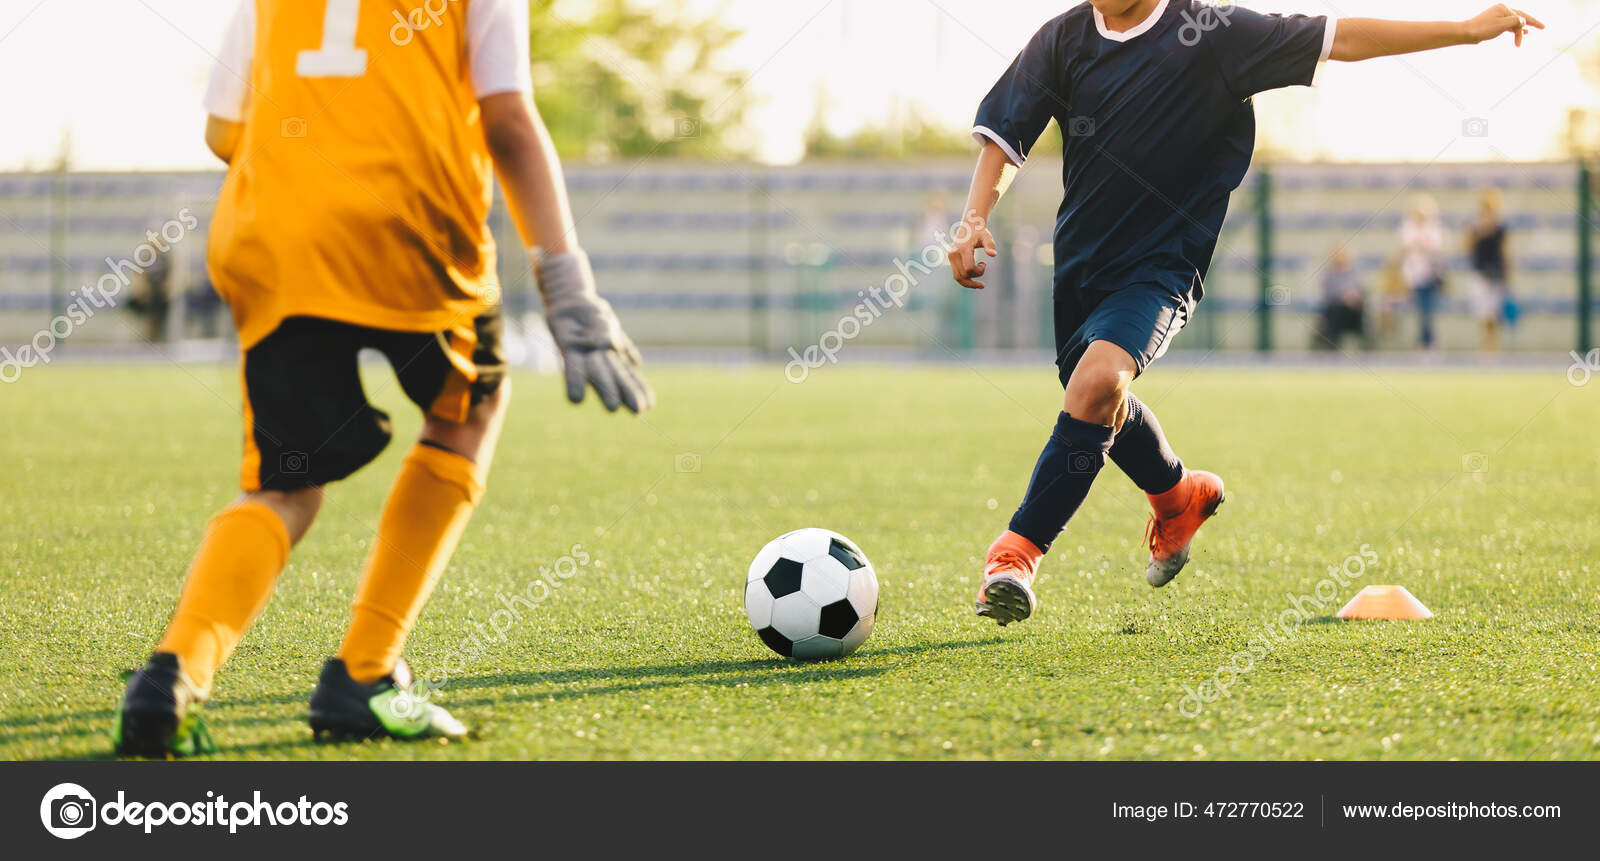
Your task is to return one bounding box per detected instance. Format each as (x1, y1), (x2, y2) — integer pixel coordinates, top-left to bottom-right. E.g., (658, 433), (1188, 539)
(297, 0), (368, 78)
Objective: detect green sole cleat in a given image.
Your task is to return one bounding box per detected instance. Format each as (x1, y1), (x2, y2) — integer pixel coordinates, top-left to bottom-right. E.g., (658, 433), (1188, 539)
(309, 658), (468, 743)
(113, 653), (217, 758)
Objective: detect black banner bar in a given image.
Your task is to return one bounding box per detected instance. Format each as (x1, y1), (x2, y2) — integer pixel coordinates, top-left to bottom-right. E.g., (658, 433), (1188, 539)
(4, 762), (1592, 853)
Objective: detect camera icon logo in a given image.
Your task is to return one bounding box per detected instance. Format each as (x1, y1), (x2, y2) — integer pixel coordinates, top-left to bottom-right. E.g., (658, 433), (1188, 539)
(674, 117), (701, 138)
(281, 117), (308, 138)
(1067, 116), (1096, 137)
(280, 451), (310, 475)
(1461, 117), (1489, 138)
(39, 782), (96, 839)
(1067, 451), (1099, 474)
(479, 282), (503, 307)
(675, 453), (702, 473)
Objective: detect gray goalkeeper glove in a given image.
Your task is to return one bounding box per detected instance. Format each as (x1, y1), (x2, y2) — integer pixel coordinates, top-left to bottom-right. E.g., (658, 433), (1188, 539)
(535, 248), (655, 414)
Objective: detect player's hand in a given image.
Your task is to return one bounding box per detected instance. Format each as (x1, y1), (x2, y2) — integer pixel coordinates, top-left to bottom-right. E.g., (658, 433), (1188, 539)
(947, 214), (999, 290)
(536, 249), (656, 414)
(1464, 4), (1543, 46)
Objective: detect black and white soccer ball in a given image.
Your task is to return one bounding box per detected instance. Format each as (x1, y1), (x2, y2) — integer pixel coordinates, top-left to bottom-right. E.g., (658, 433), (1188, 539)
(745, 528), (878, 661)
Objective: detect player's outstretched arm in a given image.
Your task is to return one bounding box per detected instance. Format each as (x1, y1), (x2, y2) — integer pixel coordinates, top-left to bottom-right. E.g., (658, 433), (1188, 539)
(1330, 4), (1543, 62)
(947, 140), (1016, 290)
(481, 92), (655, 415)
(481, 92), (578, 253)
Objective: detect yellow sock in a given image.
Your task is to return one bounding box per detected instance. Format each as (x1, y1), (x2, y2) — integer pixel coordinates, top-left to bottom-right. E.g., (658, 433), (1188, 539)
(156, 501), (292, 694)
(338, 444), (485, 683)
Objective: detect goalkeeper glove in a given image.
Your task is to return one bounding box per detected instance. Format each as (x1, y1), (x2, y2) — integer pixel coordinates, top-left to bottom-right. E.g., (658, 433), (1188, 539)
(534, 248), (655, 414)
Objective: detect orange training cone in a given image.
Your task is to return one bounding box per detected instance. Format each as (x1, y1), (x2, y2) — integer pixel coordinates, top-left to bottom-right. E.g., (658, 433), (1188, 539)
(1336, 585), (1433, 621)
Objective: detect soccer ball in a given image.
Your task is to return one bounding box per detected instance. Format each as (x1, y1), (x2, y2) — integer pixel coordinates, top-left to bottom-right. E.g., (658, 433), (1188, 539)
(745, 528), (878, 661)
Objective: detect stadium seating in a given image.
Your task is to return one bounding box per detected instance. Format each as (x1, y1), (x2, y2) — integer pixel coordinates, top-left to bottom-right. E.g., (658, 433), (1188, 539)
(0, 162), (1591, 354)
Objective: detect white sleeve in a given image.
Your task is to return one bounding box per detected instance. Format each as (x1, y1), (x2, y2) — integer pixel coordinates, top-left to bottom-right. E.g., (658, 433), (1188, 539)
(467, 0), (533, 98)
(203, 0), (256, 121)
(1308, 18), (1336, 86)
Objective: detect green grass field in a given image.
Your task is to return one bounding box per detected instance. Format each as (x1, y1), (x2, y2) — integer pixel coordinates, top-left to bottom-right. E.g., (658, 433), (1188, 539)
(1, 362), (1596, 760)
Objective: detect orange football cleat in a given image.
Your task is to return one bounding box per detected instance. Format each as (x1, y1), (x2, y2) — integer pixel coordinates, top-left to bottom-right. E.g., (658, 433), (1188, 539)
(975, 531), (1043, 625)
(1143, 470), (1225, 587)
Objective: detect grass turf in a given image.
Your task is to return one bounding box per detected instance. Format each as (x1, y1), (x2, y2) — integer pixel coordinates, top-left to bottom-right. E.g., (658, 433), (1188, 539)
(1, 362), (1596, 760)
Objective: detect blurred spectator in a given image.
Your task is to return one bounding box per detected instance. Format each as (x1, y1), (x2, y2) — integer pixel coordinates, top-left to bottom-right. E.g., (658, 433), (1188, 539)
(1312, 245), (1367, 350)
(1466, 188), (1514, 353)
(185, 275), (226, 340)
(918, 192), (966, 347)
(1398, 195), (1447, 351)
(126, 236), (172, 343)
(1375, 252), (1409, 348)
(916, 192), (953, 247)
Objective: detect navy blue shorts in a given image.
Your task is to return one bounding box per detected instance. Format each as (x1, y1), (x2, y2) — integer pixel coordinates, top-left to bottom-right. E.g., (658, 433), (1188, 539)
(1053, 282), (1194, 387)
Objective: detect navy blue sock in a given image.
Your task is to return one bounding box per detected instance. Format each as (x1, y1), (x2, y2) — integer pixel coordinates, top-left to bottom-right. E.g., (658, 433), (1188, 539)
(1109, 394), (1184, 495)
(1007, 412), (1115, 552)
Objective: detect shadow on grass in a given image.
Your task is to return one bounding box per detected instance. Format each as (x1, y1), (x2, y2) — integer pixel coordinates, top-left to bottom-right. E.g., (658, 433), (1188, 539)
(2, 691), (312, 745)
(14, 638), (1006, 758)
(444, 636), (1004, 707)
(38, 734), (328, 763)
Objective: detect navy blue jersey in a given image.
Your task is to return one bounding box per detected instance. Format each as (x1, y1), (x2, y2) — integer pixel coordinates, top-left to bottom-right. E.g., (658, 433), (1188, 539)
(973, 0), (1332, 299)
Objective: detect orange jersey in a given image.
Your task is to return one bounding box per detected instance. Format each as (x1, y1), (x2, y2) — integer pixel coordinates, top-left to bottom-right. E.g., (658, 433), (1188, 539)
(204, 0), (530, 349)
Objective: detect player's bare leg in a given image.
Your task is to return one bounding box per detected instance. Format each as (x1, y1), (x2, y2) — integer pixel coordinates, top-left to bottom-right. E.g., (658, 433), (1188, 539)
(1062, 341), (1137, 430)
(247, 488), (325, 544)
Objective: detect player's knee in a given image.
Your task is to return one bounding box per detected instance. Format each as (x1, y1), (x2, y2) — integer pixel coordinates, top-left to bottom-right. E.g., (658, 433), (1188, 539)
(1088, 363), (1131, 398)
(475, 377), (511, 421)
(1065, 363), (1131, 424)
(420, 378), (510, 462)
(243, 486), (323, 546)
(459, 378), (510, 436)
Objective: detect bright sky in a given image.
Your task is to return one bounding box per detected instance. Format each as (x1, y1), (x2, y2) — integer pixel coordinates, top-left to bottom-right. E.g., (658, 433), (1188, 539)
(0, 0), (1594, 169)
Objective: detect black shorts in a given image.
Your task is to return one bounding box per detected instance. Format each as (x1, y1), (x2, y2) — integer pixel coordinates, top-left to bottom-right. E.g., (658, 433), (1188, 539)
(239, 314), (505, 491)
(1053, 282), (1194, 387)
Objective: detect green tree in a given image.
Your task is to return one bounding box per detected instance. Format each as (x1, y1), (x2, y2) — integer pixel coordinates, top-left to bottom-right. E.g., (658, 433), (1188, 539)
(802, 106), (1061, 161)
(803, 112), (972, 159)
(1571, 43), (1600, 158)
(528, 0), (750, 160)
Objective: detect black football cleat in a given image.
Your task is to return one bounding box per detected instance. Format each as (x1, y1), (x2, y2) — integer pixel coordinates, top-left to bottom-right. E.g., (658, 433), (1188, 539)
(113, 652), (216, 758)
(308, 658), (467, 743)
